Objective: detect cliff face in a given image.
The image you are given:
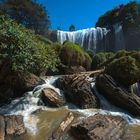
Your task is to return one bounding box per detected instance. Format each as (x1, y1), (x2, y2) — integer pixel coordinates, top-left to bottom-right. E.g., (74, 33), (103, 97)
(47, 30), (57, 42)
(124, 27), (140, 51)
(96, 1), (140, 51)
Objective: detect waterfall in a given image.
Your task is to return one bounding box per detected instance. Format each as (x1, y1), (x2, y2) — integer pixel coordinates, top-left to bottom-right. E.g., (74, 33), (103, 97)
(113, 23), (125, 51)
(57, 27), (109, 51)
(57, 25), (127, 52)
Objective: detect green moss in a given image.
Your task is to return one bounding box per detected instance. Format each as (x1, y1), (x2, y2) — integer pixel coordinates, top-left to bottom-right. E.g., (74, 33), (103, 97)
(52, 42), (62, 53)
(106, 56), (140, 86)
(59, 41), (91, 69)
(91, 52), (107, 70)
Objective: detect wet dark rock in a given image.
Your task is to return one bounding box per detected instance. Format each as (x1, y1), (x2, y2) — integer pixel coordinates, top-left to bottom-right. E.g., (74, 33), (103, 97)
(56, 75), (100, 109)
(131, 82), (140, 97)
(0, 116), (5, 140)
(70, 114), (125, 140)
(41, 88), (66, 107)
(0, 85), (14, 105)
(4, 71), (45, 95)
(0, 115), (25, 140)
(0, 71), (45, 104)
(96, 74), (140, 116)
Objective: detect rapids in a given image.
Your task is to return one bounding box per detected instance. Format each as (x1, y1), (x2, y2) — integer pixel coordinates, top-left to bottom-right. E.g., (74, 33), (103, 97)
(0, 76), (140, 140)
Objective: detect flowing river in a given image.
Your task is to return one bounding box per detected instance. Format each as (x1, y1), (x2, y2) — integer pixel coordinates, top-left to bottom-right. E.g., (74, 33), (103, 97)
(0, 76), (140, 140)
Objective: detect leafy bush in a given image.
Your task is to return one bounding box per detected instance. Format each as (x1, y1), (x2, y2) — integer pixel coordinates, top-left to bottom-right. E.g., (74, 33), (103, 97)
(91, 52), (107, 70)
(114, 50), (129, 58)
(84, 53), (92, 70)
(59, 41), (91, 69)
(52, 42), (63, 53)
(130, 51), (140, 67)
(0, 15), (59, 75)
(106, 56), (140, 86)
(96, 1), (139, 28)
(86, 50), (95, 59)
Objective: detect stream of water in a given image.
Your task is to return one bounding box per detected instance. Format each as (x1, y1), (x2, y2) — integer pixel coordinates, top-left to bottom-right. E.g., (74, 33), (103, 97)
(0, 76), (140, 140)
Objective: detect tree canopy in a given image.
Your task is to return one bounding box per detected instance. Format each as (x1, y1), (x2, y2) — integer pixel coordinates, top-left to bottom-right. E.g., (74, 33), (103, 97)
(0, 0), (50, 35)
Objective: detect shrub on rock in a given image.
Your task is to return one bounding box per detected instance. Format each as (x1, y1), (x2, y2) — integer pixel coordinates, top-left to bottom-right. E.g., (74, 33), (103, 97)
(59, 41), (91, 70)
(106, 56), (140, 86)
(91, 52), (107, 70)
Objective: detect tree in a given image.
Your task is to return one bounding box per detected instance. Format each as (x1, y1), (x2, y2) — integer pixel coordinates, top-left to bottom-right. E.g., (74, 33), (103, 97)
(0, 15), (59, 75)
(69, 24), (75, 31)
(0, 0), (50, 35)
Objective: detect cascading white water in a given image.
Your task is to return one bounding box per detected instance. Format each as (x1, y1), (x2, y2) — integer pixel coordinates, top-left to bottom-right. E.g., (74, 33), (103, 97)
(57, 25), (127, 52)
(113, 23), (125, 51)
(57, 27), (109, 51)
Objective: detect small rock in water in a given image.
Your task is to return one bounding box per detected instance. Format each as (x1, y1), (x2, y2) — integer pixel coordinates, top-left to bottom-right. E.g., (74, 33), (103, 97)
(41, 88), (66, 107)
(70, 113), (125, 140)
(0, 115), (26, 140)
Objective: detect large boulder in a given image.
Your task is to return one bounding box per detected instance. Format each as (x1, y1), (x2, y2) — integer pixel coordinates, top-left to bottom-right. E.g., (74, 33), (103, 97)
(41, 88), (66, 107)
(56, 75), (100, 109)
(96, 74), (140, 116)
(0, 115), (25, 140)
(0, 71), (45, 102)
(70, 114), (125, 140)
(0, 85), (14, 105)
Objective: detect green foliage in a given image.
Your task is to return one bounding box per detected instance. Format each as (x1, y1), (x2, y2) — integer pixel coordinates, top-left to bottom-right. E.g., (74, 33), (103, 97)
(114, 50), (129, 58)
(86, 50), (95, 59)
(96, 1), (139, 28)
(0, 0), (50, 35)
(105, 52), (115, 59)
(130, 51), (140, 67)
(52, 42), (63, 53)
(59, 41), (91, 69)
(91, 52), (107, 70)
(84, 53), (92, 70)
(106, 56), (140, 86)
(0, 15), (59, 75)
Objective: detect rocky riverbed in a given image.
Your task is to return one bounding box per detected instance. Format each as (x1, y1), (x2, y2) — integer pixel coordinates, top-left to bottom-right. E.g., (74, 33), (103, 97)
(0, 72), (140, 140)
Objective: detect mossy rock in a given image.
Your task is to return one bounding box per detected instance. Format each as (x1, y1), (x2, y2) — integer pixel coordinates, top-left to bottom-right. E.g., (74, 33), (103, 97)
(106, 56), (140, 86)
(59, 41), (91, 70)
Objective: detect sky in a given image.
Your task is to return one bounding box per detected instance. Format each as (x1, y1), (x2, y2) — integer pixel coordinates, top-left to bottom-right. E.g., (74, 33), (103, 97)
(37, 0), (136, 31)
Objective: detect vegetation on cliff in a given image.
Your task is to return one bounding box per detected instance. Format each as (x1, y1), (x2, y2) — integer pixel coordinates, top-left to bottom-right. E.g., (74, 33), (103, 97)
(96, 1), (140, 28)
